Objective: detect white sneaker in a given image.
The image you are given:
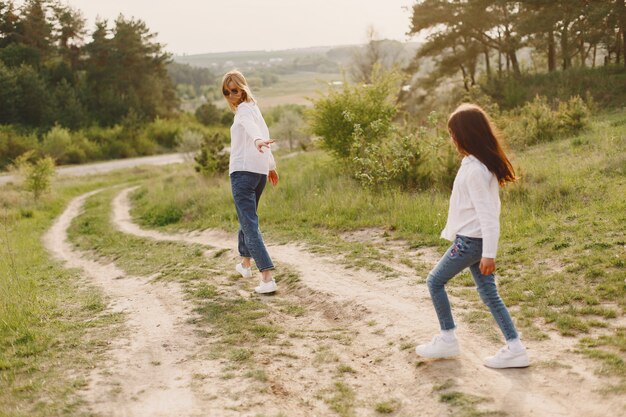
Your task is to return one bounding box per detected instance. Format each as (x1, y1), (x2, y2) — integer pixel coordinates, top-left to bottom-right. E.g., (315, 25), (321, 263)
(415, 335), (460, 358)
(236, 263), (252, 278)
(484, 346), (529, 369)
(254, 279), (277, 294)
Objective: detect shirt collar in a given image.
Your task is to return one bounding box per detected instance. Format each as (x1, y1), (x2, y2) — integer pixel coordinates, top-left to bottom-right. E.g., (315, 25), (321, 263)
(461, 155), (478, 165)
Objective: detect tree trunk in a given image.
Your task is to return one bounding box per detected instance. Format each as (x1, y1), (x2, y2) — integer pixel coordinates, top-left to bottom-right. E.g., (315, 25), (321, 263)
(592, 44), (597, 68)
(548, 30), (556, 72)
(460, 65), (469, 92)
(561, 26), (571, 70)
(617, 31), (622, 64)
(509, 51), (520, 75)
(484, 47), (491, 79)
(620, 0), (626, 68)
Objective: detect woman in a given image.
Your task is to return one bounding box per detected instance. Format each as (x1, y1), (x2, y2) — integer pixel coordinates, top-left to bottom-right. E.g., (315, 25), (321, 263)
(222, 70), (278, 294)
(414, 103), (529, 369)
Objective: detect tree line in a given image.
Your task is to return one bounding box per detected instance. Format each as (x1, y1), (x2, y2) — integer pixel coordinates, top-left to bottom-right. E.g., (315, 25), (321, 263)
(410, 0), (626, 90)
(0, 0), (178, 129)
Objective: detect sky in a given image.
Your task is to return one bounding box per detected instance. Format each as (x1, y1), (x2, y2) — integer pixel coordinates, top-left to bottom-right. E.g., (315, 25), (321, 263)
(55, 0), (417, 56)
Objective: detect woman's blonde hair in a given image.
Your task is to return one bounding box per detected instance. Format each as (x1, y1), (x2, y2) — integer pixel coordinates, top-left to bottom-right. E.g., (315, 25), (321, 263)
(222, 70), (256, 112)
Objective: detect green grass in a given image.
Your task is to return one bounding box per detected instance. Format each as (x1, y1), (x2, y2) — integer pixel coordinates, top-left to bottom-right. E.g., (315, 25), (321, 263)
(317, 381), (356, 417)
(434, 379), (505, 417)
(374, 399), (400, 414)
(0, 168), (161, 416)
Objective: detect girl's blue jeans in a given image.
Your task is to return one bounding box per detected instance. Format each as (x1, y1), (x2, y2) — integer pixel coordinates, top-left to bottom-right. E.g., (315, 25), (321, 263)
(230, 171), (274, 272)
(427, 235), (519, 341)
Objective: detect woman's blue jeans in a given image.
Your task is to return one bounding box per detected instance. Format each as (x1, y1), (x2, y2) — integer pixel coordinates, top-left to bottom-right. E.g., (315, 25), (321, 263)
(427, 235), (518, 341)
(230, 171), (274, 272)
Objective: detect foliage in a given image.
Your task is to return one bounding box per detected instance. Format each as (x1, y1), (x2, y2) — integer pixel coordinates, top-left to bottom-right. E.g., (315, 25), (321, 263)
(481, 66), (626, 109)
(351, 112), (458, 191)
(308, 68), (400, 158)
(195, 101), (221, 126)
(194, 132), (229, 176)
(407, 0), (626, 93)
(0, 6), (178, 129)
(269, 106), (310, 151)
(176, 129), (204, 161)
(0, 126), (38, 170)
(501, 95), (591, 147)
(12, 151), (55, 201)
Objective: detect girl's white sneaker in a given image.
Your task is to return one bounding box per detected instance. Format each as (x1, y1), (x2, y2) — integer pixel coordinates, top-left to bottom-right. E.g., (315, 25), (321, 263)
(483, 346), (529, 368)
(415, 335), (460, 358)
(254, 279), (277, 294)
(236, 263), (252, 278)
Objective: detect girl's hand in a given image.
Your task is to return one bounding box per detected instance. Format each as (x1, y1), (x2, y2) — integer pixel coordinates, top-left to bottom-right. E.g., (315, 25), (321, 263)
(268, 169), (279, 186)
(255, 138), (275, 153)
(479, 257), (496, 275)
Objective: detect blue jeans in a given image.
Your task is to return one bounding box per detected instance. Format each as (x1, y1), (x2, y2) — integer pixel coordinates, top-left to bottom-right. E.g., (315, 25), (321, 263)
(230, 171), (274, 271)
(427, 235), (518, 341)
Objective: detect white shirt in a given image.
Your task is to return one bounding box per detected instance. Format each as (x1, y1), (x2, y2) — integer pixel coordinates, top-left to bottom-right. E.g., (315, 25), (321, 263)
(441, 155), (501, 258)
(229, 101), (276, 175)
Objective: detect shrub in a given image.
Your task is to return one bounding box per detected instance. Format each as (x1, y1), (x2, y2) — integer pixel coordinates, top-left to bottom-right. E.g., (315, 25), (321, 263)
(308, 68), (400, 158)
(556, 95), (590, 133)
(194, 132), (229, 176)
(142, 203), (183, 226)
(143, 117), (181, 149)
(0, 127), (38, 170)
(41, 125), (72, 163)
(501, 95), (590, 147)
(176, 129), (204, 162)
(13, 152), (55, 201)
(195, 102), (221, 126)
(351, 112), (458, 191)
(41, 125), (102, 165)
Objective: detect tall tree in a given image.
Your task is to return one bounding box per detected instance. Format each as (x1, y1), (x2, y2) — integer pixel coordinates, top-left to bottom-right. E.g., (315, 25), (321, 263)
(18, 0), (52, 58)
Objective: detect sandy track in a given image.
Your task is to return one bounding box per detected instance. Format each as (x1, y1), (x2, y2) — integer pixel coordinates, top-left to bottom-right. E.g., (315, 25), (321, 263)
(111, 186), (625, 417)
(42, 190), (269, 417)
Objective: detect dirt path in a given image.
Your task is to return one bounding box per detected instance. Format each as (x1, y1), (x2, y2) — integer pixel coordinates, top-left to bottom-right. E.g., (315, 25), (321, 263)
(0, 152), (186, 185)
(110, 186), (625, 417)
(42, 190), (274, 417)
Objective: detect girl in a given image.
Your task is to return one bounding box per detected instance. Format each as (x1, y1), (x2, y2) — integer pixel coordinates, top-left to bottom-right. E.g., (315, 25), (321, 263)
(222, 70), (279, 294)
(415, 103), (529, 368)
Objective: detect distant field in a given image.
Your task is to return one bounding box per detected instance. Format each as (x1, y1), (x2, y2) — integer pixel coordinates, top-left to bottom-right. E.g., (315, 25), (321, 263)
(256, 72), (342, 108)
(213, 71), (342, 109)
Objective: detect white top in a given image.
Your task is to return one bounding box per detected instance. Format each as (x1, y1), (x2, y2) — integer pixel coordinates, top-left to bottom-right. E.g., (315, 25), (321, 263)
(229, 101), (277, 175)
(441, 155), (501, 258)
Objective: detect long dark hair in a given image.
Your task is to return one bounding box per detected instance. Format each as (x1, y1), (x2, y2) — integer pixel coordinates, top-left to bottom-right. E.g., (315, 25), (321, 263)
(447, 103), (516, 186)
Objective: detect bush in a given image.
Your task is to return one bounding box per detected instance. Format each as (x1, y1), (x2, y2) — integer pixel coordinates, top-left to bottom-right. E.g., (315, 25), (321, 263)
(308, 68), (399, 158)
(195, 102), (221, 126)
(194, 132), (229, 176)
(350, 112), (458, 191)
(556, 95), (590, 133)
(176, 129), (203, 162)
(142, 203), (183, 226)
(0, 127), (38, 170)
(41, 125), (101, 165)
(143, 117), (181, 149)
(13, 152), (55, 201)
(501, 95), (590, 147)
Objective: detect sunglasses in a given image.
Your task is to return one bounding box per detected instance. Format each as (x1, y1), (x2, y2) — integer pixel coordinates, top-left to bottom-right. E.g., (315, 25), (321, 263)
(222, 88), (240, 96)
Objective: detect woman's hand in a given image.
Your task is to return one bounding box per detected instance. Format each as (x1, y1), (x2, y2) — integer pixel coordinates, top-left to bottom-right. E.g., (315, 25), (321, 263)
(479, 257), (496, 275)
(268, 169), (279, 186)
(254, 138), (275, 153)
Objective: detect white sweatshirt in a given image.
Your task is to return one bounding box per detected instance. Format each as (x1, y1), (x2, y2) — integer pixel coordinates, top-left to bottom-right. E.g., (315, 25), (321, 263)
(228, 101), (277, 175)
(441, 155), (501, 258)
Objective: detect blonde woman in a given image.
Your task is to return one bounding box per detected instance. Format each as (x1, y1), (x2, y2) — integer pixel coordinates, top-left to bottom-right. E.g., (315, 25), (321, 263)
(222, 70), (278, 294)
